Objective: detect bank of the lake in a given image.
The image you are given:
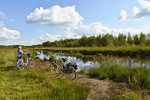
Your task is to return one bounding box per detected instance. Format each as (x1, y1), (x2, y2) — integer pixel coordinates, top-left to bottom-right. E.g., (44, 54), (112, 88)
(35, 46), (150, 58)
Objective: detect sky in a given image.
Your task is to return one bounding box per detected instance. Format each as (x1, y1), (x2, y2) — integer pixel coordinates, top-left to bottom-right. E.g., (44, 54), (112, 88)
(0, 0), (150, 45)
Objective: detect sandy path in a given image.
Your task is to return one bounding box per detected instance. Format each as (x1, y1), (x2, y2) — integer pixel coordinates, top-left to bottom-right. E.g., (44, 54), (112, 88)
(74, 74), (111, 100)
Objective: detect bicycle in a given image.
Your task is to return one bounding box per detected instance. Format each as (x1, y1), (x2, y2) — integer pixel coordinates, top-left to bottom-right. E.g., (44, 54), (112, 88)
(50, 53), (78, 80)
(17, 53), (35, 70)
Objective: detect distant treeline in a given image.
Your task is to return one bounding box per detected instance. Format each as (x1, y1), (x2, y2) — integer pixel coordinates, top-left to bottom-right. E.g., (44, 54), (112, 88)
(42, 33), (150, 47)
(0, 45), (41, 48)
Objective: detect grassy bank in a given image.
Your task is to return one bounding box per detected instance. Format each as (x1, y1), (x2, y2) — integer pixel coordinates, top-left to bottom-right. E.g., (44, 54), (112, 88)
(89, 63), (150, 90)
(35, 46), (150, 58)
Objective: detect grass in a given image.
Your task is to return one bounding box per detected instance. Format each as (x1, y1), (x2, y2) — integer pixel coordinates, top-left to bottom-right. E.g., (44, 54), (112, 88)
(0, 48), (89, 100)
(0, 49), (17, 67)
(35, 46), (150, 58)
(0, 70), (89, 100)
(89, 63), (150, 89)
(0, 48), (37, 67)
(111, 93), (139, 100)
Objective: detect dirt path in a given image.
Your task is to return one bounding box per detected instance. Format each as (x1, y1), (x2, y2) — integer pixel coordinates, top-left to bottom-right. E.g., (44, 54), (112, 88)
(74, 74), (111, 100)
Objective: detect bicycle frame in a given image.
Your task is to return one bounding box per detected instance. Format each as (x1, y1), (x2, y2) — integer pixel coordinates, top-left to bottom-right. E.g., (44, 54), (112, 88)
(19, 56), (30, 66)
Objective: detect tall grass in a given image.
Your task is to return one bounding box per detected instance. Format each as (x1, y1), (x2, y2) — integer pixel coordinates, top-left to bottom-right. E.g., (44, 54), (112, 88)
(89, 63), (150, 89)
(0, 48), (37, 67)
(0, 49), (17, 67)
(0, 70), (89, 100)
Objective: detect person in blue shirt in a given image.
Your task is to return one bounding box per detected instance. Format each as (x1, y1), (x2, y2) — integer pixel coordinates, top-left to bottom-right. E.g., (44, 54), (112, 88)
(17, 46), (26, 60)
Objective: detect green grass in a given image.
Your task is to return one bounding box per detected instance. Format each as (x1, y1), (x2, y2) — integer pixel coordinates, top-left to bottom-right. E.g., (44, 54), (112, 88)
(0, 48), (37, 67)
(0, 48), (89, 100)
(89, 63), (150, 89)
(36, 46), (150, 58)
(111, 91), (140, 100)
(0, 70), (89, 100)
(0, 49), (17, 67)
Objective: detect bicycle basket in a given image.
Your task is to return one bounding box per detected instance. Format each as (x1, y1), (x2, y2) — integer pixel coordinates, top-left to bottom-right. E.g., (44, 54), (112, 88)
(27, 53), (31, 57)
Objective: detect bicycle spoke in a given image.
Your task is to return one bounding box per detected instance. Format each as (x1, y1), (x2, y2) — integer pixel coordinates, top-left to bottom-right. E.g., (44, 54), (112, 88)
(50, 62), (61, 76)
(17, 60), (24, 70)
(66, 67), (76, 80)
(28, 58), (35, 67)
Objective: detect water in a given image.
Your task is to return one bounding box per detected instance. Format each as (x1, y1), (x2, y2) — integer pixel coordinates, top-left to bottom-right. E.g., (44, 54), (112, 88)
(36, 51), (99, 72)
(36, 51), (150, 72)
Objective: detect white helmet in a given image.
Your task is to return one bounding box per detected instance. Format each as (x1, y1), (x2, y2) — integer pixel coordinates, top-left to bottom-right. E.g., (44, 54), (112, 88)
(18, 46), (22, 49)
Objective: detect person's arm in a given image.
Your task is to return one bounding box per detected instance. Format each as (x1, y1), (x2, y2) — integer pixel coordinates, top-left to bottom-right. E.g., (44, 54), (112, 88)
(23, 52), (26, 55)
(22, 50), (26, 55)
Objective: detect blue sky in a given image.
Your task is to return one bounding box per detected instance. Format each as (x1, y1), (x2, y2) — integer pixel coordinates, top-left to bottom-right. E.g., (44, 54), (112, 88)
(0, 0), (150, 45)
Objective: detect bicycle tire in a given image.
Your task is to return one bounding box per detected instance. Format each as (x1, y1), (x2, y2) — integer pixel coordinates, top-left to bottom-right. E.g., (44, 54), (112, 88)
(50, 62), (61, 76)
(65, 67), (76, 80)
(28, 58), (35, 67)
(17, 60), (24, 70)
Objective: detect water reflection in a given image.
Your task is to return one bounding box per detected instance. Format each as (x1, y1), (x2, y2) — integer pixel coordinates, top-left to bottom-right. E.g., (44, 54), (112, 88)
(37, 51), (50, 60)
(36, 51), (150, 72)
(36, 51), (99, 72)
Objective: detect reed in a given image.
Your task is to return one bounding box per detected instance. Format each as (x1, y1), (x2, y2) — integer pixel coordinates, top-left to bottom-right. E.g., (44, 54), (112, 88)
(89, 63), (150, 89)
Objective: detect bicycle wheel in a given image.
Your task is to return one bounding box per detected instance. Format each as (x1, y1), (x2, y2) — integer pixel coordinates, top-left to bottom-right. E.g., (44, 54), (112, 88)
(65, 67), (76, 80)
(50, 62), (61, 76)
(28, 58), (35, 67)
(17, 60), (24, 70)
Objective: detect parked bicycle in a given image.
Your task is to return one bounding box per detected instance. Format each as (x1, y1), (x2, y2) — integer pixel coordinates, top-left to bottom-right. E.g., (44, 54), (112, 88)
(50, 53), (78, 80)
(17, 53), (35, 70)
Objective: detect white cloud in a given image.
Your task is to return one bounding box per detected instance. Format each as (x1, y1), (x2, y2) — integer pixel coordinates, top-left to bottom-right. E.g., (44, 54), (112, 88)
(26, 5), (147, 42)
(39, 22), (144, 42)
(33, 29), (44, 33)
(0, 39), (39, 46)
(27, 5), (83, 27)
(39, 33), (60, 41)
(118, 10), (128, 21)
(71, 23), (110, 36)
(0, 11), (5, 18)
(20, 39), (38, 45)
(10, 19), (15, 22)
(119, 0), (150, 21)
(0, 27), (20, 40)
(0, 21), (4, 27)
(68, 22), (144, 37)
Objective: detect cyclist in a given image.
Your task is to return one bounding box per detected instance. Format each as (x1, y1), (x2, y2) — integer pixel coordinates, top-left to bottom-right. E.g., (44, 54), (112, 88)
(17, 46), (26, 60)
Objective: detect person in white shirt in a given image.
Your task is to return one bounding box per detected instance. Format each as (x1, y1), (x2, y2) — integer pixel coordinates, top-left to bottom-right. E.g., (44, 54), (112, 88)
(17, 46), (26, 60)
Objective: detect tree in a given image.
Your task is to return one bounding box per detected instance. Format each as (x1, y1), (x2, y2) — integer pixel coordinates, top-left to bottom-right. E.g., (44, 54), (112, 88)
(101, 34), (114, 46)
(96, 34), (102, 46)
(127, 33), (133, 45)
(118, 33), (127, 46)
(133, 35), (140, 45)
(139, 32), (146, 45)
(87, 36), (97, 47)
(79, 35), (88, 47)
(145, 33), (150, 46)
